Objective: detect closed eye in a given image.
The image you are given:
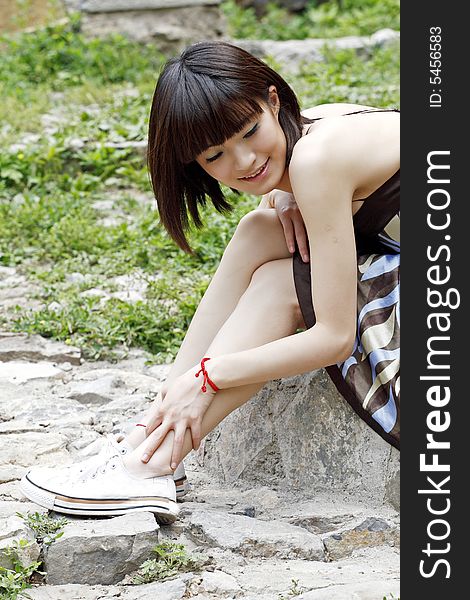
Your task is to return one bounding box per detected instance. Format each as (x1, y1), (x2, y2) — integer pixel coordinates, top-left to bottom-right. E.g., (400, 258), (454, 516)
(206, 152), (222, 163)
(244, 123), (258, 138)
(205, 123), (258, 163)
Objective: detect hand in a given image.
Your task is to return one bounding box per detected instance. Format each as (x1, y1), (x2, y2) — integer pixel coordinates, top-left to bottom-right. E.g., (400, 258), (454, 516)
(141, 367), (217, 469)
(269, 189), (309, 263)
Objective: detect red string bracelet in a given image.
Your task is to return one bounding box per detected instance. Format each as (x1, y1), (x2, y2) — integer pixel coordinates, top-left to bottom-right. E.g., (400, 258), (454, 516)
(135, 423), (147, 428)
(195, 357), (220, 393)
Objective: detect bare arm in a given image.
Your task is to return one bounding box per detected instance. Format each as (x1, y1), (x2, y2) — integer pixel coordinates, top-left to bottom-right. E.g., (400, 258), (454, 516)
(258, 190), (310, 262)
(209, 141), (358, 388)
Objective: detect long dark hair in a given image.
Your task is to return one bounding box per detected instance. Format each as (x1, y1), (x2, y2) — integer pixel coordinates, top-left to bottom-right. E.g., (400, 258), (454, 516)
(148, 41), (311, 253)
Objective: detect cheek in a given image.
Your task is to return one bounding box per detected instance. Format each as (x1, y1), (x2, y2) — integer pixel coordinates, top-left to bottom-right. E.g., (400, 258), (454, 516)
(204, 162), (234, 185)
(260, 123), (285, 154)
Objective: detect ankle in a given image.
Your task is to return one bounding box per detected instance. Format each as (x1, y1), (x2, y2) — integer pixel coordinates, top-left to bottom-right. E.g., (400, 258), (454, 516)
(123, 453), (172, 479)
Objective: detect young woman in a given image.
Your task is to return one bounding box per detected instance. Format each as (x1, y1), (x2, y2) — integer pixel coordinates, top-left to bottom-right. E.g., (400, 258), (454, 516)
(21, 41), (400, 524)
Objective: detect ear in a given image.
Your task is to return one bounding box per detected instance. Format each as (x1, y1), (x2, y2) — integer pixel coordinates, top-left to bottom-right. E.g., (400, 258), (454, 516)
(268, 85), (280, 116)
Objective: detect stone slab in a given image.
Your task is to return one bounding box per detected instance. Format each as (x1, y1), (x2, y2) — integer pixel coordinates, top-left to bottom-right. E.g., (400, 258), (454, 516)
(44, 512), (160, 585)
(82, 0), (220, 12)
(297, 579), (400, 599)
(185, 509), (325, 561)
(0, 361), (65, 384)
(27, 584), (122, 599)
(0, 334), (81, 365)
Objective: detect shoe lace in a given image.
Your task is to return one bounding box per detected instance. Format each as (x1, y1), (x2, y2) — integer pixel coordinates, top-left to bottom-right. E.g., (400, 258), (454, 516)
(79, 455), (119, 483)
(77, 434), (127, 477)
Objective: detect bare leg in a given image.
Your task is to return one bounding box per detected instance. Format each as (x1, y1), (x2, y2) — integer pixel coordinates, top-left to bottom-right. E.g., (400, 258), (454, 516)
(124, 257), (304, 476)
(158, 210), (291, 379)
(126, 209), (293, 448)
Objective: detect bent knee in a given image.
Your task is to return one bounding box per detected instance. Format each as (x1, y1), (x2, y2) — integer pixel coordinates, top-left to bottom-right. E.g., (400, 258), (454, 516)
(236, 209), (280, 238)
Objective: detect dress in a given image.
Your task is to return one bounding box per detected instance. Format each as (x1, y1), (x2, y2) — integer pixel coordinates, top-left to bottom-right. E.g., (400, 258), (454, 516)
(293, 109), (400, 450)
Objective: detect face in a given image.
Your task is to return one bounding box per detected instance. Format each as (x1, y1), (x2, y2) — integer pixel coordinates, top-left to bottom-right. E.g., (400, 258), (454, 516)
(195, 89), (288, 195)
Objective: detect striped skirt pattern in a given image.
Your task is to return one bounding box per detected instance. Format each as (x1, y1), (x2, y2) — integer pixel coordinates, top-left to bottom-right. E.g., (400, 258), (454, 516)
(326, 249), (400, 448)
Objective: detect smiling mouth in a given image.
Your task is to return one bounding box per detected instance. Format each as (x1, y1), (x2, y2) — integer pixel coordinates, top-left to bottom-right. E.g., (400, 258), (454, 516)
(239, 159), (269, 181)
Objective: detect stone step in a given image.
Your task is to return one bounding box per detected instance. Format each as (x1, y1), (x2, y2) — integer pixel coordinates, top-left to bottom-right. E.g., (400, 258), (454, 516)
(43, 512), (160, 585)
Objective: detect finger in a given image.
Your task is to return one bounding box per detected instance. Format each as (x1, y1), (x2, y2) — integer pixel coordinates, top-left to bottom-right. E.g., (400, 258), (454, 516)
(141, 423), (171, 463)
(280, 216), (295, 253)
(145, 415), (163, 438)
(170, 429), (186, 471)
(293, 218), (309, 262)
(191, 423), (202, 452)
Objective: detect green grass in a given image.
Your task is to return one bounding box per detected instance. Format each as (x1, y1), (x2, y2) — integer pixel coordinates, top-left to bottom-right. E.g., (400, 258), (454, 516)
(222, 0), (400, 41)
(0, 12), (399, 362)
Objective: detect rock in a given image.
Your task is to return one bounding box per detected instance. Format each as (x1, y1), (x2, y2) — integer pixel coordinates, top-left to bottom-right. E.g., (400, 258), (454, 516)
(66, 272), (86, 284)
(0, 334), (81, 365)
(202, 370), (400, 507)
(1, 432), (69, 469)
(288, 513), (356, 535)
(69, 368), (162, 396)
(0, 266), (16, 278)
(82, 0), (220, 11)
(47, 301), (63, 312)
(119, 575), (190, 599)
(2, 396), (95, 432)
(0, 500), (48, 518)
(322, 517), (399, 560)
(80, 288), (110, 300)
(68, 375), (119, 405)
(184, 509), (325, 561)
(236, 0), (309, 16)
(0, 361), (65, 384)
(385, 458), (400, 510)
(103, 140), (147, 158)
(222, 547), (399, 598)
(109, 289), (146, 303)
(0, 420), (46, 435)
(80, 1), (226, 50)
(0, 513), (41, 570)
(27, 584), (122, 599)
(199, 569), (242, 596)
(297, 579), (400, 599)
(44, 512), (160, 585)
(234, 29), (400, 74)
(0, 466), (27, 483)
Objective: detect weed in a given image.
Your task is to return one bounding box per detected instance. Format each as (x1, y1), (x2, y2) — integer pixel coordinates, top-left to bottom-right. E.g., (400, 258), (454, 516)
(278, 578), (308, 599)
(222, 0), (399, 41)
(17, 512), (68, 547)
(0, 540), (43, 600)
(131, 541), (202, 585)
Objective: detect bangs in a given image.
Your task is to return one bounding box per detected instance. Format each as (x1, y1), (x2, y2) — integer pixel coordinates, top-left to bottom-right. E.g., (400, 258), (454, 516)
(167, 70), (265, 164)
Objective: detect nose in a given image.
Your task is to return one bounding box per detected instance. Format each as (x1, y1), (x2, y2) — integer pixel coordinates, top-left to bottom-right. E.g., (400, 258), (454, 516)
(233, 145), (256, 174)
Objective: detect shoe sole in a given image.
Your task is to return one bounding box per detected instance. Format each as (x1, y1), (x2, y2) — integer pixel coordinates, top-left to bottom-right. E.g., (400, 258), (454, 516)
(20, 474), (179, 525)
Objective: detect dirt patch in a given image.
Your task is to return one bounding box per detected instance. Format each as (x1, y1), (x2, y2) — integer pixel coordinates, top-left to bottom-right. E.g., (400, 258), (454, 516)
(0, 0), (65, 34)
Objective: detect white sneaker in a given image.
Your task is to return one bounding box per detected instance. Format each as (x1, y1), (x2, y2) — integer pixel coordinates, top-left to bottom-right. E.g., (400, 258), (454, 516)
(64, 434), (190, 500)
(20, 455), (179, 524)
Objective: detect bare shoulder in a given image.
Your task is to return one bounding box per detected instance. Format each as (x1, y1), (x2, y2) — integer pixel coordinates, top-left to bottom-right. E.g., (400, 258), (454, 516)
(301, 102), (376, 120)
(292, 105), (400, 198)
